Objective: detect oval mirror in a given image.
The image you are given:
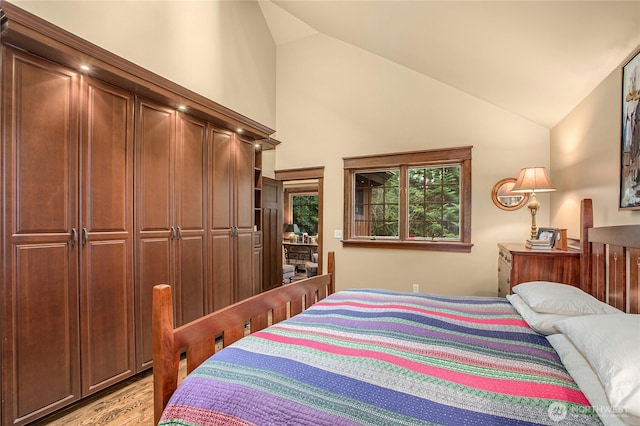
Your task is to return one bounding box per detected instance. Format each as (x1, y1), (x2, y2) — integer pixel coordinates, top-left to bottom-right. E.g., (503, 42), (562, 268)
(491, 178), (529, 211)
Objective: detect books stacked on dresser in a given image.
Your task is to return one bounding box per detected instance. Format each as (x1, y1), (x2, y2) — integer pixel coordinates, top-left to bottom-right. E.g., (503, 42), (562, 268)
(526, 238), (553, 250)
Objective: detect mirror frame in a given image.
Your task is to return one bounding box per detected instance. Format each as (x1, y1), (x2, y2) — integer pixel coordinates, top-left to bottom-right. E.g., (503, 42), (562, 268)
(491, 178), (529, 211)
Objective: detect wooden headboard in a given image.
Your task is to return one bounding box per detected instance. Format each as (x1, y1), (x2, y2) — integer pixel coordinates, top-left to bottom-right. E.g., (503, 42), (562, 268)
(580, 198), (640, 313)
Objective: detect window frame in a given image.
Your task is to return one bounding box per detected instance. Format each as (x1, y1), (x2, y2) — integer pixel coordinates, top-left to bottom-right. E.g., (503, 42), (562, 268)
(342, 146), (473, 252)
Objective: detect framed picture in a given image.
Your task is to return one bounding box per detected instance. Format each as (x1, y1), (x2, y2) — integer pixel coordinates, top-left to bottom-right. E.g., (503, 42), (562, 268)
(536, 227), (558, 248)
(621, 49), (640, 209)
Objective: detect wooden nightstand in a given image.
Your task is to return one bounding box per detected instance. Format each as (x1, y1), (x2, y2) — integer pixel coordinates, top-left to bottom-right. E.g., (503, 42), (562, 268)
(497, 243), (581, 297)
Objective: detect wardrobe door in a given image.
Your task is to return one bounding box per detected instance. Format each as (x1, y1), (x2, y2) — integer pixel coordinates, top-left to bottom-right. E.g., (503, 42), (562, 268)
(1, 47), (81, 425)
(175, 114), (207, 325)
(134, 98), (176, 370)
(209, 128), (234, 311)
(80, 77), (135, 394)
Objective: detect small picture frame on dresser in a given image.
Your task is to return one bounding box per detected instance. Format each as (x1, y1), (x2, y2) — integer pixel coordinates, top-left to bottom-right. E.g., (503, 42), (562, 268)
(536, 227), (558, 248)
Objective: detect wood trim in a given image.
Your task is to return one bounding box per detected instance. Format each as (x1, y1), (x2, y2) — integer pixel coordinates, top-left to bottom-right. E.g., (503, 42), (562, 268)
(343, 146), (472, 169)
(342, 239), (473, 253)
(275, 166), (325, 181)
(0, 0), (275, 141)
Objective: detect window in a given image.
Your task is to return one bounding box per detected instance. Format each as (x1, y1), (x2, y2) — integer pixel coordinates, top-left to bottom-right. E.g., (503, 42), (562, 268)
(343, 146), (472, 252)
(292, 193), (319, 235)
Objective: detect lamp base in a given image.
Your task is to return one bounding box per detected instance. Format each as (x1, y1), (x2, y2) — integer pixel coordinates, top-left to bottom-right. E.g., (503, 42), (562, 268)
(528, 192), (539, 240)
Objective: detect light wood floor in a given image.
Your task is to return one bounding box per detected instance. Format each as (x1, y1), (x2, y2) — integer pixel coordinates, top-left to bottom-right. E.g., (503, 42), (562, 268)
(32, 370), (155, 426)
(32, 359), (188, 426)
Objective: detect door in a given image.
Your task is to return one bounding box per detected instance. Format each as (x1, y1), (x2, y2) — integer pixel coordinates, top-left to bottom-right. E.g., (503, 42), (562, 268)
(175, 114), (207, 325)
(1, 46), (81, 424)
(80, 77), (135, 394)
(209, 129), (254, 310)
(234, 137), (255, 301)
(262, 177), (283, 291)
(134, 98), (176, 370)
(209, 128), (234, 311)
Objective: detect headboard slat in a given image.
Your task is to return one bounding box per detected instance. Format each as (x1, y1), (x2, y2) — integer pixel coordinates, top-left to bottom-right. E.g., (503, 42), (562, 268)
(608, 245), (626, 311)
(591, 242), (607, 303)
(630, 248), (640, 314)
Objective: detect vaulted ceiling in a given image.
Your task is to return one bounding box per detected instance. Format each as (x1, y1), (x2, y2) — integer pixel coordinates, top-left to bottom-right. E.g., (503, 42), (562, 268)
(259, 0), (640, 129)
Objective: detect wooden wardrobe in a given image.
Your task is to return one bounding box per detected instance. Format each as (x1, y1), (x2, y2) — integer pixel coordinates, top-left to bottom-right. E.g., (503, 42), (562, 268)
(0, 3), (279, 425)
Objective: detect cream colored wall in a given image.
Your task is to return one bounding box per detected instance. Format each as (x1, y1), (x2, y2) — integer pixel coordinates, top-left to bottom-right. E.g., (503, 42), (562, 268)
(13, 0), (277, 128)
(550, 49), (640, 235)
(276, 35), (550, 296)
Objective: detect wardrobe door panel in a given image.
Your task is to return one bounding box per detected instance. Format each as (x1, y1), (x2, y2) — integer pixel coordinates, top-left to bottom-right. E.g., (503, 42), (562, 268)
(235, 229), (254, 301)
(80, 78), (135, 394)
(14, 244), (78, 420)
(209, 129), (234, 311)
(2, 47), (81, 425)
(82, 241), (132, 387)
(178, 236), (206, 324)
(210, 129), (233, 230)
(210, 232), (234, 311)
(175, 115), (207, 325)
(135, 99), (175, 370)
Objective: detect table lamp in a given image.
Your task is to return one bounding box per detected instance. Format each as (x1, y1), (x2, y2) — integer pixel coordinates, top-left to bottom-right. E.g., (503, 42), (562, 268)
(285, 223), (300, 242)
(511, 167), (555, 239)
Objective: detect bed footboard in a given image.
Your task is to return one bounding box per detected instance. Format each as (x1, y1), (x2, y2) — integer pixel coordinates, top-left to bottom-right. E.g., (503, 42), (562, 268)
(153, 251), (335, 424)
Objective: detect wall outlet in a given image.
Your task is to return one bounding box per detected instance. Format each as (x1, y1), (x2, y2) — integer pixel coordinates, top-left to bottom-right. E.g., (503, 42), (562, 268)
(334, 229), (343, 239)
(412, 283), (419, 293)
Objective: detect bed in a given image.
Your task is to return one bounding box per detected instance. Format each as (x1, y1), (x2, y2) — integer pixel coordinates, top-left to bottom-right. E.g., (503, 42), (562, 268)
(153, 199), (640, 425)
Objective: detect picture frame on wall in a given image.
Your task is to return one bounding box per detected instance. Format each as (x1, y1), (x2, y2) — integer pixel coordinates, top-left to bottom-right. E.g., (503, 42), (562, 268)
(620, 49), (640, 210)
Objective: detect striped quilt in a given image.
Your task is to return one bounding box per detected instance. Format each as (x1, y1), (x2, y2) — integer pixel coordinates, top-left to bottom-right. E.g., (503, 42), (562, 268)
(159, 289), (602, 425)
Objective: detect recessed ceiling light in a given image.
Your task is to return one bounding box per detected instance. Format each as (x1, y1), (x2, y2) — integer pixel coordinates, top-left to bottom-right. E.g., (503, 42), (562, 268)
(80, 65), (90, 71)
(178, 105), (186, 111)
(237, 128), (244, 134)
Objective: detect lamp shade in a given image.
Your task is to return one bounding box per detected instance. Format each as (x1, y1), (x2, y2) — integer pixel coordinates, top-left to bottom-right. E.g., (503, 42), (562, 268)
(511, 167), (555, 193)
(285, 223), (300, 233)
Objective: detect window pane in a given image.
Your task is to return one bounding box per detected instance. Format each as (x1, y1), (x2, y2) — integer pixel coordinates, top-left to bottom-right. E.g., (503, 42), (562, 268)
(353, 170), (400, 238)
(408, 166), (460, 240)
(292, 194), (318, 235)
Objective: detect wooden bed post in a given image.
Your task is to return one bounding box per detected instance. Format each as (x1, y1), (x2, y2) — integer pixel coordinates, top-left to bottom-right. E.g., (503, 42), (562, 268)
(153, 284), (179, 425)
(579, 198), (593, 294)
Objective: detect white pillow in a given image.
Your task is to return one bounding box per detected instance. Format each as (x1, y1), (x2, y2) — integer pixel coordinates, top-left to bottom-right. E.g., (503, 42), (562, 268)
(548, 334), (629, 426)
(555, 314), (640, 425)
(507, 294), (569, 335)
(512, 281), (623, 316)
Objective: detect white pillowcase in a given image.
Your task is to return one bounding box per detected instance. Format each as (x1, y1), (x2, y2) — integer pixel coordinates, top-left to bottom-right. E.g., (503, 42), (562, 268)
(512, 281), (623, 316)
(547, 334), (628, 426)
(555, 314), (640, 425)
(507, 294), (569, 335)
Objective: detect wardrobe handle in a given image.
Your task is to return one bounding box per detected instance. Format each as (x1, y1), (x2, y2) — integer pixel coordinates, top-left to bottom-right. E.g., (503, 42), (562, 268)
(176, 226), (182, 240)
(82, 228), (88, 245)
(170, 226), (176, 240)
(70, 228), (78, 247)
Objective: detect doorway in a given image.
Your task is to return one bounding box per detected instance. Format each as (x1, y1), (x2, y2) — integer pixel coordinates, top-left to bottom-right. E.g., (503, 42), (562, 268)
(275, 167), (324, 276)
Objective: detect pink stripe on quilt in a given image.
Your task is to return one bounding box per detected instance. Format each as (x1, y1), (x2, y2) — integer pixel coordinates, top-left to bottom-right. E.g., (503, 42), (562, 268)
(259, 332), (591, 405)
(319, 301), (528, 326)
